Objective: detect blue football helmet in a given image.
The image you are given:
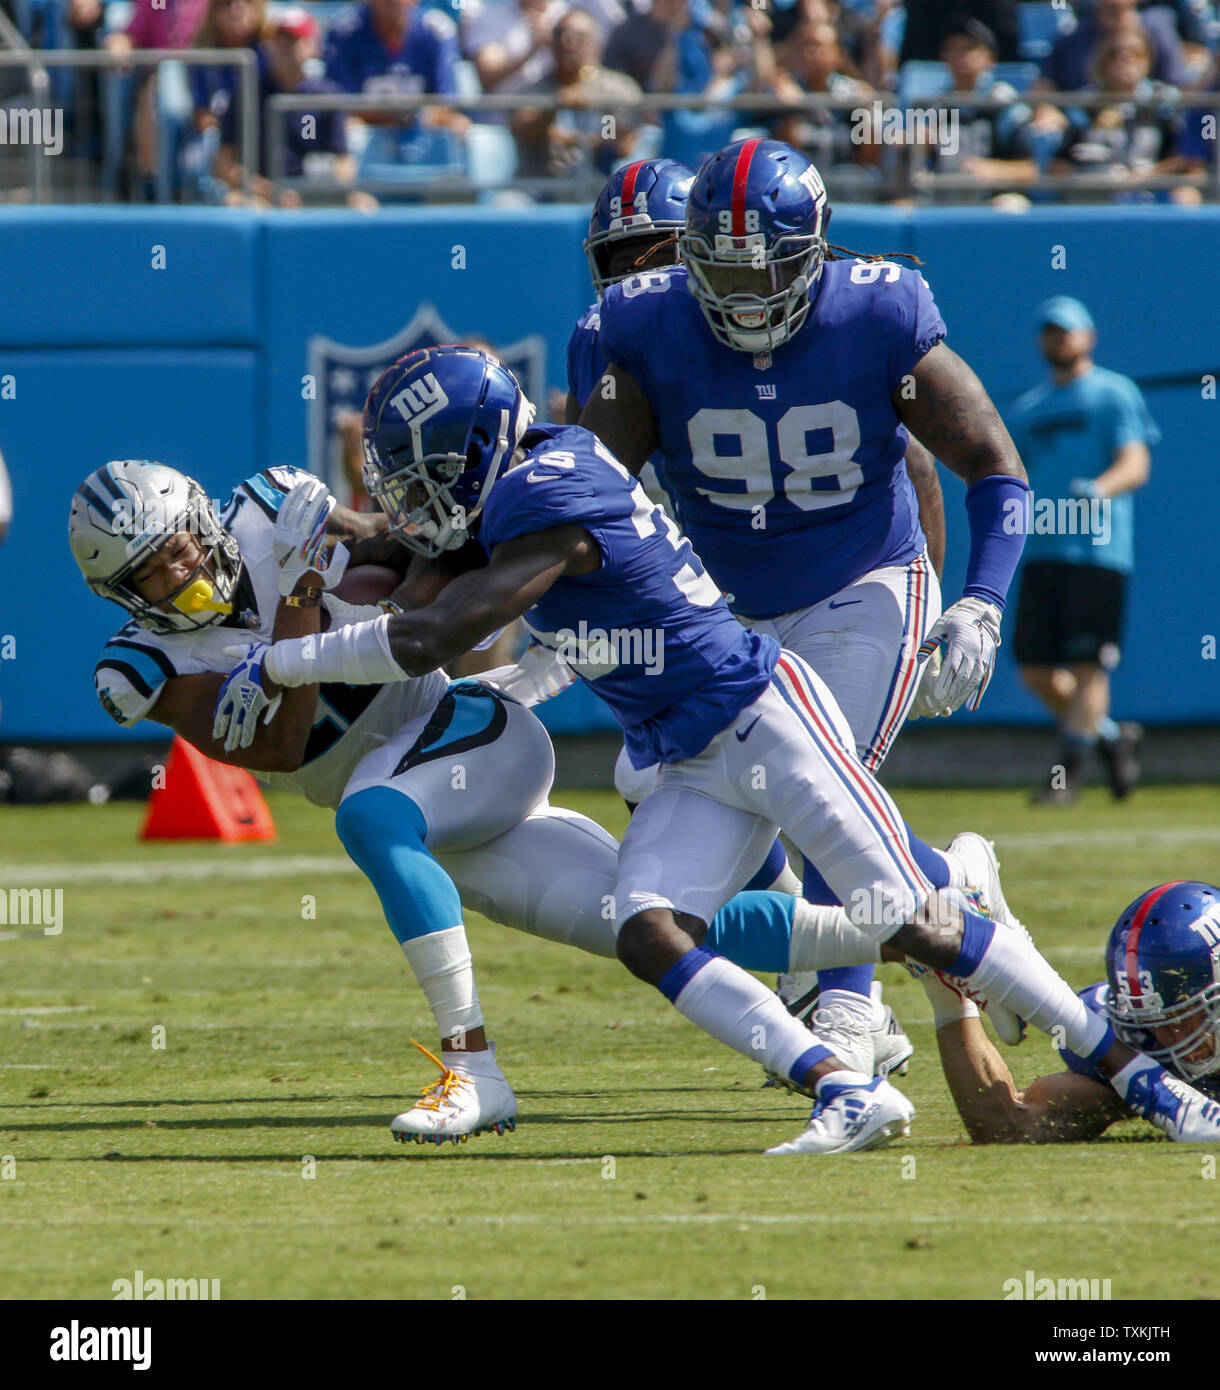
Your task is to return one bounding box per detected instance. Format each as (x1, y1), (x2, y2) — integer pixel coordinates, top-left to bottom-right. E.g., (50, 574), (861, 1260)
(362, 345), (535, 557)
(681, 137), (831, 354)
(584, 158), (694, 299)
(1104, 881), (1220, 1080)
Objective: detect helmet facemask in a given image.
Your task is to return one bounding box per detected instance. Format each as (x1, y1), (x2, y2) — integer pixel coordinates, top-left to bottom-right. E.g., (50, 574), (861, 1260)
(364, 403), (535, 559)
(1107, 980), (1220, 1080)
(585, 227), (682, 300)
(92, 480), (242, 635)
(682, 228), (825, 352)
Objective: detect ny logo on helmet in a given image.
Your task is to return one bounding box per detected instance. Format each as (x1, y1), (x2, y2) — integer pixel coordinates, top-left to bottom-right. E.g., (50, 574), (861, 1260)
(391, 372), (448, 426)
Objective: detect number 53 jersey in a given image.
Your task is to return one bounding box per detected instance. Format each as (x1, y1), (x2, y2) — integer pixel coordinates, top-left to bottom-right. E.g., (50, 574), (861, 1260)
(478, 425), (779, 772)
(598, 259), (946, 620)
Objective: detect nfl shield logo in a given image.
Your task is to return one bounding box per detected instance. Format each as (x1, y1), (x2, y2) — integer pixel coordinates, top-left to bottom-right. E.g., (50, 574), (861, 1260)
(753, 352), (772, 371)
(308, 305), (546, 496)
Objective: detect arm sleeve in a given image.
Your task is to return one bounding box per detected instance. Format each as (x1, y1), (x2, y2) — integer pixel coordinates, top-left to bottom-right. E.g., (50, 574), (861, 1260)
(962, 474), (1032, 611)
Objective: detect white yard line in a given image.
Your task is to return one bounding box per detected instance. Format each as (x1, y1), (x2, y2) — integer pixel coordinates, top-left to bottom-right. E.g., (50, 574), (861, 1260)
(0, 855), (357, 885)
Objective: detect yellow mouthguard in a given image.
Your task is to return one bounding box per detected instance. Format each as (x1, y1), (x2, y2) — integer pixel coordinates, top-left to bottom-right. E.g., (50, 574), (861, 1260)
(172, 579), (233, 616)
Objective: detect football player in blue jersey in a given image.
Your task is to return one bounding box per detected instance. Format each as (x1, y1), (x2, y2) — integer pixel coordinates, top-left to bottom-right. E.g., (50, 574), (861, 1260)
(244, 345), (1220, 1153)
(568, 158), (822, 949)
(577, 136), (1027, 1070)
(71, 456), (901, 1146)
(913, 882), (1220, 1142)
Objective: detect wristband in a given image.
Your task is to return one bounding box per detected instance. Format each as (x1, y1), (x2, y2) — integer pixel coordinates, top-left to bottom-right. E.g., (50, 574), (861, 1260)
(284, 587), (323, 608)
(962, 474), (1031, 612)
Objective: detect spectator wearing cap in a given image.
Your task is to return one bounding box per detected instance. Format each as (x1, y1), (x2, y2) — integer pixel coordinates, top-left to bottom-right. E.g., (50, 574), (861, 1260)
(512, 10), (642, 181)
(1008, 296), (1157, 805)
(899, 0), (1020, 64)
(324, 0), (468, 154)
(930, 18), (1040, 184)
(193, 7), (379, 208)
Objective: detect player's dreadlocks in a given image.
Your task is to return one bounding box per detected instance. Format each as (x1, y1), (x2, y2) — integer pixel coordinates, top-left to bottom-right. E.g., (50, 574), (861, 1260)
(825, 243), (924, 267)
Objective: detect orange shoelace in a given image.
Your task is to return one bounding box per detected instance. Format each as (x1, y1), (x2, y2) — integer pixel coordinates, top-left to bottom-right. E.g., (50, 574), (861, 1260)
(408, 1038), (467, 1113)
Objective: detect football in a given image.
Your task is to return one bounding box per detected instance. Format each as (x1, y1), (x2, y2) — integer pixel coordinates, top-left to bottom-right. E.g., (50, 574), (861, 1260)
(332, 562), (402, 607)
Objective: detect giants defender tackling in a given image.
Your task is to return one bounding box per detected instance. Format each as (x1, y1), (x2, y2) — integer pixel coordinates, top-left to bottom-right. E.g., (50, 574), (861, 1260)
(69, 457), (909, 1145)
(577, 139), (1029, 1069)
(240, 344), (1220, 1152)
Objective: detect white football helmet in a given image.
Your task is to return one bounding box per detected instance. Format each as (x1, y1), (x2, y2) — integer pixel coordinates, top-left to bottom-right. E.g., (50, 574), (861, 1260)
(69, 460), (243, 634)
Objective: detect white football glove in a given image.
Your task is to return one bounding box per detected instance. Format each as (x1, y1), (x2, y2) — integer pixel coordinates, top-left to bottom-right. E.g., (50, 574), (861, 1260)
(274, 477), (350, 597)
(915, 596), (1002, 714)
(480, 643), (576, 707)
(212, 642), (282, 752)
(907, 645), (952, 720)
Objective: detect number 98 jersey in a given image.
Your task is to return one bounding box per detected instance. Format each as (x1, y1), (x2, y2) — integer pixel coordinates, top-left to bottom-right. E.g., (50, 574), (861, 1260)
(598, 258), (946, 619)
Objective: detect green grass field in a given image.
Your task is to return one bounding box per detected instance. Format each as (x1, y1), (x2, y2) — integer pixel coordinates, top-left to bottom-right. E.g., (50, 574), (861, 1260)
(2, 784), (1219, 1301)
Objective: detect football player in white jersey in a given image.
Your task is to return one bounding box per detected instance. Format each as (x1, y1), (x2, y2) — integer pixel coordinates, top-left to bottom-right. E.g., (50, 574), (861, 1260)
(70, 457), (922, 1145)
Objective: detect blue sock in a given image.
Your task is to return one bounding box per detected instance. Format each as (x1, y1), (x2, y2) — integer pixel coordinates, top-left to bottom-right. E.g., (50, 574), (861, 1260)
(335, 786), (463, 943)
(704, 891), (795, 972)
(743, 837), (789, 893)
(906, 825), (952, 890)
(1095, 715), (1120, 742)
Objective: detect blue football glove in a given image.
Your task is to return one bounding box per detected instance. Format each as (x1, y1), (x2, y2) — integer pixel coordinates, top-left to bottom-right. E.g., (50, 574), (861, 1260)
(212, 642), (282, 752)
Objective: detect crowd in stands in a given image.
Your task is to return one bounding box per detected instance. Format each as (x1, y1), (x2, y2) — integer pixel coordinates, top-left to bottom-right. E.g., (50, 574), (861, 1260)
(2, 0), (1218, 202)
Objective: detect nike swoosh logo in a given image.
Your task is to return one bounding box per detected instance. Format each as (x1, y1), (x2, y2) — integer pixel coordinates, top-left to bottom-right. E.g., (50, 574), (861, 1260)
(827, 599), (863, 609)
(525, 470), (560, 483)
(735, 715), (762, 742)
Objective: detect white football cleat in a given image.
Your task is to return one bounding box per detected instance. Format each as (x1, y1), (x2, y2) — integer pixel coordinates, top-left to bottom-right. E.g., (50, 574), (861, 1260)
(947, 832), (1030, 942)
(870, 981), (914, 1078)
(390, 1039), (517, 1146)
(765, 1075), (915, 1156)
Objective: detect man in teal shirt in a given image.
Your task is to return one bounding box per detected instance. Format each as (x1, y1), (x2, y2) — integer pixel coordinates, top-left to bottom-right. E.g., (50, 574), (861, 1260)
(1008, 296), (1158, 804)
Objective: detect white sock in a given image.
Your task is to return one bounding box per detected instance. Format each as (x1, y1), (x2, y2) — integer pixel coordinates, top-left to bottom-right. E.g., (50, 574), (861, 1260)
(400, 925), (485, 1048)
(957, 920), (1109, 1058)
(787, 899), (881, 972)
(941, 851), (968, 890)
(768, 861), (803, 895)
(918, 970), (980, 1028)
(669, 953), (839, 1084)
(817, 987), (873, 1029)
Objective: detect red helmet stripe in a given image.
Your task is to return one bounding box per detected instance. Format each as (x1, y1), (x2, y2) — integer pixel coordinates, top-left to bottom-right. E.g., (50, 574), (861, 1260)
(619, 161), (646, 211)
(731, 138), (763, 237)
(1125, 881), (1185, 999)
